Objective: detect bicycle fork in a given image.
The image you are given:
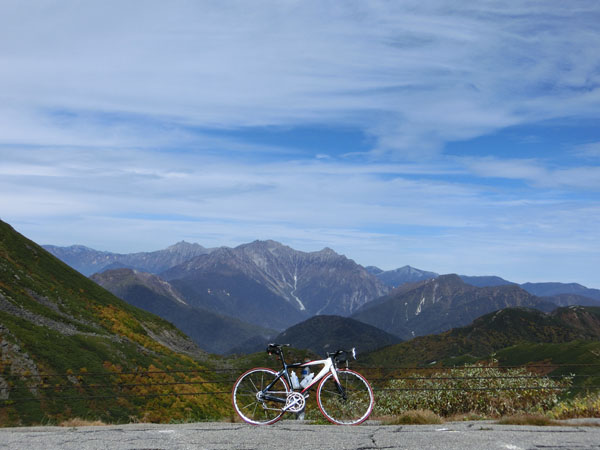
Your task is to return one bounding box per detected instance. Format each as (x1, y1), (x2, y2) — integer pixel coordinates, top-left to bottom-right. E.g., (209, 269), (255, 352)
(329, 367), (348, 401)
(336, 381), (347, 401)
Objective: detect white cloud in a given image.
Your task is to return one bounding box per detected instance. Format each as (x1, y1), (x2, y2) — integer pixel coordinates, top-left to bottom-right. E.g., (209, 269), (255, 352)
(1, 1), (599, 157)
(462, 157), (548, 181)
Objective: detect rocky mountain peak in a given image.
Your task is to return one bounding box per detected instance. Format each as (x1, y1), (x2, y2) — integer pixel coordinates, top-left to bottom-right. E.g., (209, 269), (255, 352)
(316, 247), (337, 256)
(237, 239), (293, 258)
(320, 246), (335, 253)
(375, 265), (439, 287)
(166, 241), (206, 252)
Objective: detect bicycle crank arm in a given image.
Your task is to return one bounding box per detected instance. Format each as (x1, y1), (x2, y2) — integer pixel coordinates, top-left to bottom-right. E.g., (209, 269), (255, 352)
(260, 393), (287, 404)
(281, 399), (301, 412)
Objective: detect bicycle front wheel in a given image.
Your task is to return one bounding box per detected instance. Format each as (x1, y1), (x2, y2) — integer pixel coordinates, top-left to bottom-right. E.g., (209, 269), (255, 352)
(232, 367), (290, 425)
(317, 369), (374, 425)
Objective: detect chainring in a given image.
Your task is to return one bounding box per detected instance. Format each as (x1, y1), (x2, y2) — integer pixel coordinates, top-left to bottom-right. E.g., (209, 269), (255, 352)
(284, 392), (306, 413)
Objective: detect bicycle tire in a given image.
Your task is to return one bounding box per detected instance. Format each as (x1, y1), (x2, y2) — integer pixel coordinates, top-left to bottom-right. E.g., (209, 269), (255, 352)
(232, 367), (290, 425)
(316, 369), (374, 425)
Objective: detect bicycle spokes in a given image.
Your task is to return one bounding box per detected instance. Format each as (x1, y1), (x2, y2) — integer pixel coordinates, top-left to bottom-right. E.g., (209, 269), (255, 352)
(317, 370), (374, 425)
(232, 368), (290, 425)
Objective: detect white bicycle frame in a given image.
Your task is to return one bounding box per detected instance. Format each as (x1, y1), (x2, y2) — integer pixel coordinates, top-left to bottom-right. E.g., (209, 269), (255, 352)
(285, 348), (356, 394)
(295, 357), (339, 394)
(278, 356), (341, 413)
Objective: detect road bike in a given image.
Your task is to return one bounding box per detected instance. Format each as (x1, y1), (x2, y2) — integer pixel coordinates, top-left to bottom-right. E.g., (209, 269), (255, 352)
(232, 343), (374, 425)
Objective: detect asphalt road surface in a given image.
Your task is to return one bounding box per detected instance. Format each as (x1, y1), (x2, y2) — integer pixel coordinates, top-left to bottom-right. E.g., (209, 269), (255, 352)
(1, 420), (600, 450)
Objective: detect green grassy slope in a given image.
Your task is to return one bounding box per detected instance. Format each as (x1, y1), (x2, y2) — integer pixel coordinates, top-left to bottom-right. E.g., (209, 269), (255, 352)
(0, 220), (229, 425)
(494, 340), (600, 391)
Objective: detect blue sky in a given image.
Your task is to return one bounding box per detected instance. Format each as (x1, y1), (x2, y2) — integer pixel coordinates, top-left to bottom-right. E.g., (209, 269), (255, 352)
(1, 1), (599, 287)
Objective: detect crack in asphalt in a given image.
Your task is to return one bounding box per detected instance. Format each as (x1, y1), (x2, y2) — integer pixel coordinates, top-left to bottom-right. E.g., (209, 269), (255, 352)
(353, 426), (399, 450)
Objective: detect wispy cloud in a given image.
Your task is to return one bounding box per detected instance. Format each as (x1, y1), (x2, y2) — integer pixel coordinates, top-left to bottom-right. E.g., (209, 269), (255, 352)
(2, 148), (597, 269)
(462, 156), (600, 190)
(573, 142), (600, 158)
(1, 1), (599, 156)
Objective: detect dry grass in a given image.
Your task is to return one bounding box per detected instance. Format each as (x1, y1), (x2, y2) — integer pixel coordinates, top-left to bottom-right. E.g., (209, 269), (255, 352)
(564, 421), (600, 427)
(380, 409), (443, 425)
(497, 414), (558, 426)
(498, 414), (600, 427)
(59, 418), (107, 427)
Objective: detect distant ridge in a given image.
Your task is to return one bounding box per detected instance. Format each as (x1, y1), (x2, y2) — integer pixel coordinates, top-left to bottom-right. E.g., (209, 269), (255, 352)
(541, 293), (600, 307)
(521, 282), (600, 301)
(459, 275), (515, 287)
(362, 306), (600, 367)
(352, 274), (555, 339)
(43, 241), (213, 275)
(372, 266), (599, 304)
(370, 265), (438, 287)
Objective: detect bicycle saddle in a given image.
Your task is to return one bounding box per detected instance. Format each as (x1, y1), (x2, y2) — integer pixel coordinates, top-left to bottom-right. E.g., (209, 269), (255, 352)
(266, 343), (290, 354)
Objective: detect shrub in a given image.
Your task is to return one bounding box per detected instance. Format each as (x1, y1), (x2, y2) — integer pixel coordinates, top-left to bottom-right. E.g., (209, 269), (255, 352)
(374, 363), (571, 418)
(549, 392), (600, 419)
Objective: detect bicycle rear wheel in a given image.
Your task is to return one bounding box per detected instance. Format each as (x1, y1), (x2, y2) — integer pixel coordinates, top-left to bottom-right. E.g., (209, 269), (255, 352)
(317, 369), (374, 425)
(232, 367), (290, 425)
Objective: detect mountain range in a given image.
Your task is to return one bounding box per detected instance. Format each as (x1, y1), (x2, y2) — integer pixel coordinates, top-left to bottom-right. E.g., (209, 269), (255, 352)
(161, 240), (387, 326)
(45, 242), (600, 303)
(44, 240), (600, 355)
(367, 264), (600, 302)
